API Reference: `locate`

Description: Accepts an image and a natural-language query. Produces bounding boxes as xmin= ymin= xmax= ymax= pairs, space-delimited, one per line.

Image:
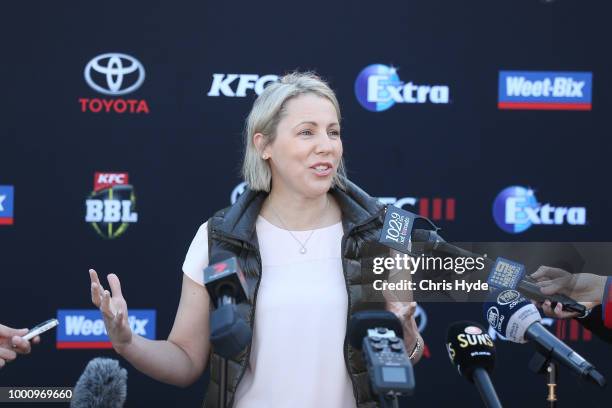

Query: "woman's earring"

xmin=262 ymin=154 xmax=268 ymax=160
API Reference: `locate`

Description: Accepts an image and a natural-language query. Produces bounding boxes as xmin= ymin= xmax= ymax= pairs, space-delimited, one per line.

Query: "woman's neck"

xmin=261 ymin=189 xmax=339 ymax=231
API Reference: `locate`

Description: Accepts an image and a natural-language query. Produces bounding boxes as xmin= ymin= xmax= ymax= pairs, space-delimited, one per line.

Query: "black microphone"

xmin=484 ymin=289 xmax=606 ymax=387
xmin=203 ymin=251 xmax=249 ymax=308
xmin=70 ymin=358 xmax=127 ymax=408
xmin=204 ymin=251 xmax=251 ymax=359
xmin=446 ymin=321 xmax=502 ymax=408
xmin=412 ymin=229 xmax=586 ymax=315
xmin=348 ymin=310 xmax=415 ymax=405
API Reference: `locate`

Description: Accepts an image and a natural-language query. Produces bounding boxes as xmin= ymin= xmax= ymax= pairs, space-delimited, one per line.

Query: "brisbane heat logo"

xmin=492 ymin=186 xmax=586 ymax=234
xmin=79 ymin=53 xmax=149 ymax=114
xmin=354 ymin=64 xmax=450 ymax=112
xmin=85 ymin=172 xmax=138 ymax=239
xmin=378 ymin=196 xmax=455 ymax=222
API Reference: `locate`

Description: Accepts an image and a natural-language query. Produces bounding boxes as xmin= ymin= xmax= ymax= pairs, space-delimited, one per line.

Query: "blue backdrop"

xmin=1 ymin=1 xmax=610 ymax=406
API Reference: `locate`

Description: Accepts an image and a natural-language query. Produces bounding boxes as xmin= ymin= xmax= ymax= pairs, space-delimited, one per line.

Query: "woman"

xmin=89 ymin=72 xmax=423 ymax=408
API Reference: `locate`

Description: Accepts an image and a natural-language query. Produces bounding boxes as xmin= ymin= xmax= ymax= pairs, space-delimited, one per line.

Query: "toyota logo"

xmin=84 ymin=53 xmax=145 ymax=96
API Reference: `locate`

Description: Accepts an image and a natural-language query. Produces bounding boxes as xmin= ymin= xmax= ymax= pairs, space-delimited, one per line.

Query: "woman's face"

xmin=262 ymin=93 xmax=342 ymax=199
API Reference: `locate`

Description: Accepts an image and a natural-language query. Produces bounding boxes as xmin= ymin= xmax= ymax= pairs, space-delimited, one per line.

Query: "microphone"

xmin=484 ymin=289 xmax=606 ymax=387
xmin=348 ymin=310 xmax=415 ymax=405
xmin=203 ymin=251 xmax=249 ymax=308
xmin=486 ymin=257 xmax=586 ymax=315
xmin=411 ymin=229 xmax=586 ymax=314
xmin=446 ymin=321 xmax=502 ymax=408
xmin=70 ymin=358 xmax=127 ymax=408
xmin=204 ymin=251 xmax=251 ymax=359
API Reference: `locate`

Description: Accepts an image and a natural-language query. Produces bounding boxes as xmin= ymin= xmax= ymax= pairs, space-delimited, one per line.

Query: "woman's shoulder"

xmin=182 ymin=220 xmax=210 ymax=286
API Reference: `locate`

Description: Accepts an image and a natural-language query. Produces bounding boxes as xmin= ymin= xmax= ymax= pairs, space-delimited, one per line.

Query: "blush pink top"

xmin=182 ymin=216 xmax=356 ymax=408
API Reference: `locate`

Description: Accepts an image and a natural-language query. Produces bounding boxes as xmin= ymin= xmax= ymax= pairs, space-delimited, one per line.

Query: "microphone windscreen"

xmin=70 ymin=358 xmax=127 ymax=408
xmin=446 ymin=321 xmax=495 ymax=382
xmin=210 ymin=304 xmax=252 ymax=359
xmin=348 ymin=310 xmax=403 ymax=349
xmin=483 ymin=289 xmax=541 ymax=343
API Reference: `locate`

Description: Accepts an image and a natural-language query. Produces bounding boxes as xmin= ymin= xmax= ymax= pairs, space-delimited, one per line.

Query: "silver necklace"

xmin=268 ymin=197 xmax=329 ymax=255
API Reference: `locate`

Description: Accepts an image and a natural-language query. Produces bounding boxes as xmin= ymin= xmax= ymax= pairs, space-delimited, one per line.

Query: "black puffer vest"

xmin=203 ymin=180 xmax=388 ymax=408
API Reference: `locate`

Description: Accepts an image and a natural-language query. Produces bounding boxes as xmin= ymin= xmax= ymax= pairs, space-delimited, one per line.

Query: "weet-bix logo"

xmin=0 ymin=185 xmax=14 ymax=225
xmin=498 ymin=71 xmax=592 ymax=110
xmin=56 ymin=309 xmax=156 ymax=349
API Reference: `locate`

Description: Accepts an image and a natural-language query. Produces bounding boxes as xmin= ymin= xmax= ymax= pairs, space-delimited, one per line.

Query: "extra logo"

xmin=493 ymin=186 xmax=586 ymax=234
xmin=354 ymin=64 xmax=450 ymax=112
xmin=0 ymin=185 xmax=14 ymax=225
xmin=80 ymin=53 xmax=149 ymax=114
xmin=56 ymin=309 xmax=155 ymax=349
xmin=378 ymin=196 xmax=456 ymax=222
xmin=85 ymin=172 xmax=138 ymax=239
xmin=498 ymin=71 xmax=592 ymax=110
xmin=207 ymin=73 xmax=278 ymax=97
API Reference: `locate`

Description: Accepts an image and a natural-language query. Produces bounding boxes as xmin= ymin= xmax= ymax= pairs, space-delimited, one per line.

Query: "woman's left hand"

xmin=386 ymin=301 xmax=423 ymax=363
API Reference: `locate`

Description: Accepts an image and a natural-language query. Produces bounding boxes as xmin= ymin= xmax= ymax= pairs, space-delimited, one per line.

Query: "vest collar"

xmin=216 ymin=178 xmax=384 ymax=247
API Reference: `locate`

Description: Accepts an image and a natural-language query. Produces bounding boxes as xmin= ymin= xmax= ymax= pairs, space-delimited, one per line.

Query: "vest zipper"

xmin=341 ymin=232 xmax=360 ymax=405
xmin=228 ymin=244 xmax=262 ymax=408
xmin=342 ymin=207 xmax=386 ymax=405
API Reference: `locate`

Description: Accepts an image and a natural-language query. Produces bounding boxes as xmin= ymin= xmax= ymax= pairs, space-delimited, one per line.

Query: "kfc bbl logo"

xmin=85 ymin=172 xmax=138 ymax=239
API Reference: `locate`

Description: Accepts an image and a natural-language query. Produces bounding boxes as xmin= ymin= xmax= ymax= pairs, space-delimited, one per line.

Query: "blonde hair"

xmin=241 ymin=72 xmax=346 ymax=192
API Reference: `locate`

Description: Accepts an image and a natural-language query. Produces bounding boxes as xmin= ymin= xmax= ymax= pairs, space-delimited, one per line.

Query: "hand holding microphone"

xmin=89 ymin=269 xmax=132 ymax=353
xmin=531 ymin=268 xmax=607 ymax=318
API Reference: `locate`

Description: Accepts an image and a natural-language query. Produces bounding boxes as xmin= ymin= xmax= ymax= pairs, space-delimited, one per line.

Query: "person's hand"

xmin=531 ymin=267 xmax=606 ymax=304
xmin=386 ymin=301 xmax=421 ymax=357
xmin=0 ymin=324 xmax=40 ymax=369
xmin=89 ymin=269 xmax=132 ymax=352
xmin=532 ymin=299 xmax=580 ymax=319
xmin=530 ymin=267 xmax=605 ymax=319
xmin=386 ymin=301 xmax=417 ymax=328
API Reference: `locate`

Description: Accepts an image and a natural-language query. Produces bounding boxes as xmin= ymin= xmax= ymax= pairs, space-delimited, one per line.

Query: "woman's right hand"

xmin=89 ymin=269 xmax=132 ymax=352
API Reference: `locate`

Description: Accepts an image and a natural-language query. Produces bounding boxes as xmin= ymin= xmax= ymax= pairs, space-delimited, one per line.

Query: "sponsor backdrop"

xmin=1 ymin=1 xmax=611 ymax=407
